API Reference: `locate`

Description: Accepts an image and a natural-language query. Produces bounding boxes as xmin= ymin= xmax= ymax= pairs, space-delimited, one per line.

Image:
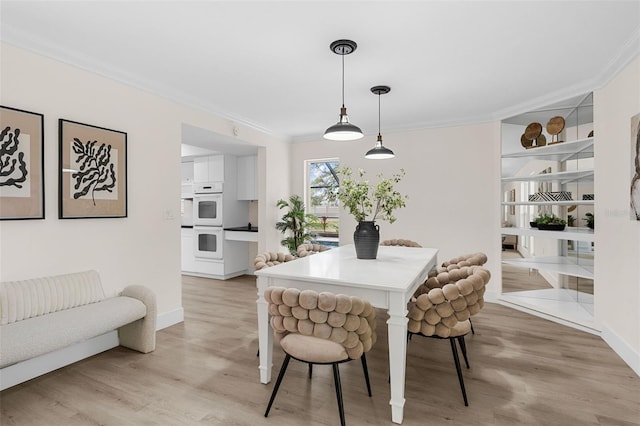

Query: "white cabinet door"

xmin=193 ymin=157 xmax=209 ymax=183
xmin=193 ymin=155 xmax=225 ymax=182
xmin=181 ymin=228 xmax=196 ymax=272
xmin=237 ymin=155 xmax=257 ymax=200
xmin=181 ymin=161 xmax=194 ymax=183
xmin=208 ymin=155 xmax=224 ymax=182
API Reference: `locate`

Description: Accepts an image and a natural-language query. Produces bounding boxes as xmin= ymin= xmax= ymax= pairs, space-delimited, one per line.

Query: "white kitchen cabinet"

xmin=193 ymin=155 xmax=224 ymax=182
xmin=237 ymin=155 xmax=258 ymax=200
xmin=225 ymin=230 xmax=258 ymax=242
xmin=181 ymin=228 xmax=196 ymax=272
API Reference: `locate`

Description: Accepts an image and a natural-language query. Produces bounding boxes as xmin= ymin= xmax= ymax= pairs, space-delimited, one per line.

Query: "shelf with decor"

xmin=501 ymin=169 xmax=594 ymax=184
xmin=502 ymin=136 xmax=593 ymax=160
xmin=502 ymin=200 xmax=594 ymax=207
xmin=501 ymin=226 xmax=594 ymax=242
xmin=499 ymin=92 xmax=596 ymax=332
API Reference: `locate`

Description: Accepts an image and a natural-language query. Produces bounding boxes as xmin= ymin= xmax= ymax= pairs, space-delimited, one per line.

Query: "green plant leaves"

xmin=336 ymin=167 xmax=407 ymax=223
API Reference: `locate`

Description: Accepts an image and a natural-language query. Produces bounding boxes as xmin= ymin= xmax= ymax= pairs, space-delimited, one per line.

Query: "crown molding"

xmin=1 ymin=25 xmax=288 ymax=142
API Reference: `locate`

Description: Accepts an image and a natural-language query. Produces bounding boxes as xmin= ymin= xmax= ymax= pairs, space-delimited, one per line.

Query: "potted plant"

xmin=534 ymin=213 xmax=566 ymax=231
xmin=275 ymin=195 xmax=317 ymax=255
xmin=584 ymin=212 xmax=594 ymax=230
xmin=336 ymin=167 xmax=407 ymax=259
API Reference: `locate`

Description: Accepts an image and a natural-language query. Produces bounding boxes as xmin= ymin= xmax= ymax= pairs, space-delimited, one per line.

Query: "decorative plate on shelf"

xmin=546 ymin=116 xmax=565 ymax=135
xmin=524 ymin=122 xmax=543 ymax=140
xmin=520 ymin=133 xmax=533 ymax=148
xmin=535 ymin=134 xmax=547 ymax=147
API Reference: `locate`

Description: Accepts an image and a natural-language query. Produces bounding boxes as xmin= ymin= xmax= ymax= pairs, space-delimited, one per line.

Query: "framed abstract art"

xmin=0 ymin=106 xmax=45 ymax=220
xmin=59 ymin=119 xmax=127 ymax=219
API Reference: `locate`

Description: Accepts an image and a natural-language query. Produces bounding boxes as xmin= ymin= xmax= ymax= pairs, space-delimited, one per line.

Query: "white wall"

xmin=594 ymin=56 xmax=640 ymax=374
xmin=290 ymin=122 xmax=503 ymax=297
xmin=0 ymin=43 xmax=290 ymax=324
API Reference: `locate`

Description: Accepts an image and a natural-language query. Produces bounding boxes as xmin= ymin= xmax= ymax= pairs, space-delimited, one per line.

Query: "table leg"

xmin=256 ymin=277 xmax=273 ymax=384
xmin=387 ymin=292 xmax=409 ymax=424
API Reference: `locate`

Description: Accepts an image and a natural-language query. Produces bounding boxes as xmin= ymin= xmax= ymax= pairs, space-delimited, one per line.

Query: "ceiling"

xmin=1 ymin=1 xmax=639 ymax=145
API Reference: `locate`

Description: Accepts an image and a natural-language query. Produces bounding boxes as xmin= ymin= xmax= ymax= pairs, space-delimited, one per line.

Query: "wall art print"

xmin=59 ymin=119 xmax=127 ymax=219
xmin=631 ymin=112 xmax=640 ymax=221
xmin=0 ymin=106 xmax=45 ymax=220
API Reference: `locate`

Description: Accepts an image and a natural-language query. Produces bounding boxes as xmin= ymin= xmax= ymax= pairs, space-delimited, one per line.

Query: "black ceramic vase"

xmin=354 ymin=221 xmax=380 ymax=259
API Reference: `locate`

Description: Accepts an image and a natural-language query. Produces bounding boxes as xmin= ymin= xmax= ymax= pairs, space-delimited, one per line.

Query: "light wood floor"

xmin=1 ymin=274 xmax=638 ymax=426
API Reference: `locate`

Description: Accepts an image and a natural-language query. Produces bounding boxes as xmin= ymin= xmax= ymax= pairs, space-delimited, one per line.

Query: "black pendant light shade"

xmin=366 ymin=135 xmax=395 ymax=159
xmin=365 ymin=85 xmax=395 ymax=159
xmin=324 ymin=40 xmax=363 ymax=141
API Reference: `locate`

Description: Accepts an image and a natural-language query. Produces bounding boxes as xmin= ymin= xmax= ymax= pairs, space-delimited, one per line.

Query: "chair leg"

xmin=449 ymin=338 xmax=469 ymax=406
xmin=469 ymin=318 xmax=475 ymax=335
xmin=332 ymin=363 xmax=346 ymax=426
xmin=308 ymin=363 xmax=313 ymax=379
xmin=360 ymin=353 xmax=372 ymax=397
xmin=457 ymin=336 xmax=470 ymax=369
xmin=264 ymin=354 xmax=291 ymax=417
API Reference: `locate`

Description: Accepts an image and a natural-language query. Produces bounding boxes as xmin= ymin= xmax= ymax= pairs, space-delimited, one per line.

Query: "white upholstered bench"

xmin=0 ymin=270 xmax=156 ymax=390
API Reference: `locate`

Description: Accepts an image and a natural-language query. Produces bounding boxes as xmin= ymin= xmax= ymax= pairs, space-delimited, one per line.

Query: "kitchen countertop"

xmin=224 ymin=226 xmax=258 ymax=232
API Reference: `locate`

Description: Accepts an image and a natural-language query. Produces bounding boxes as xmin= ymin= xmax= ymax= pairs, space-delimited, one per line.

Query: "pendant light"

xmin=365 ymin=85 xmax=395 ymax=159
xmin=324 ymin=39 xmax=363 ymax=141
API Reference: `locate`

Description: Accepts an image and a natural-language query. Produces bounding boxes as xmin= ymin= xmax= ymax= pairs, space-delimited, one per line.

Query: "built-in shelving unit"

xmin=499 ymin=93 xmax=596 ymax=332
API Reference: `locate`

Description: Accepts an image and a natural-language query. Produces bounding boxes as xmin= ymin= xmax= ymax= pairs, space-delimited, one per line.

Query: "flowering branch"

xmin=336 ymin=167 xmax=407 ymax=223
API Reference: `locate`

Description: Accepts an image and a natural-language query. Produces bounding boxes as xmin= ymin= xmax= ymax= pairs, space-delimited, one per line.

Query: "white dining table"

xmin=255 ymin=244 xmax=438 ymax=424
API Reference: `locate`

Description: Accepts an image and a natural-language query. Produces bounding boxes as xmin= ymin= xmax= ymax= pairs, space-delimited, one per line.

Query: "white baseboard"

xmin=0 ymin=308 xmax=185 ymax=391
xmin=156 ymin=307 xmax=184 ymax=330
xmin=601 ymin=324 xmax=640 ymax=377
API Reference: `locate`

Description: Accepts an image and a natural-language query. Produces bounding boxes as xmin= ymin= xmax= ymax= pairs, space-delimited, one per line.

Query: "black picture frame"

xmin=0 ymin=105 xmax=45 ymax=220
xmin=58 ymin=119 xmax=127 ymax=219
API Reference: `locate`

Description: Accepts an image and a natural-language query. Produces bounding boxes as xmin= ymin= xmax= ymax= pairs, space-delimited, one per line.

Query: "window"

xmin=305 ymin=159 xmax=340 ymax=241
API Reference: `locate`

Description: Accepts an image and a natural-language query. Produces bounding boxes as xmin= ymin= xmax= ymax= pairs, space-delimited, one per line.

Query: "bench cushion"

xmin=0 ymin=296 xmax=146 ymax=368
xmin=0 ymin=270 xmax=105 ymax=325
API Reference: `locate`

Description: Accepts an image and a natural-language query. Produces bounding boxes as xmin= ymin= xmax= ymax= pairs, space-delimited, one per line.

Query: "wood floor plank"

xmin=1 ymin=274 xmax=638 ymax=426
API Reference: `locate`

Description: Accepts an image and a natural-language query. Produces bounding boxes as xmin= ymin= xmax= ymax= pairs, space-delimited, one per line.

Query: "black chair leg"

xmin=308 ymin=363 xmax=313 ymax=379
xmin=457 ymin=336 xmax=470 ymax=369
xmin=264 ymin=354 xmax=291 ymax=417
xmin=332 ymin=363 xmax=346 ymax=426
xmin=361 ymin=353 xmax=372 ymax=397
xmin=469 ymin=318 xmax=475 ymax=335
xmin=449 ymin=338 xmax=469 ymax=406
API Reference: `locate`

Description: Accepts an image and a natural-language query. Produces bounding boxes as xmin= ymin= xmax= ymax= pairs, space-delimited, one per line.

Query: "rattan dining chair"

xmin=407 ymin=264 xmax=491 ymax=406
xmin=254 ymin=251 xmax=297 ymax=270
xmin=296 ymin=243 xmax=330 ymax=257
xmin=380 ymin=238 xmax=423 ymax=247
xmin=264 ymin=286 xmax=377 ymax=426
xmin=419 ymin=252 xmax=488 ymax=334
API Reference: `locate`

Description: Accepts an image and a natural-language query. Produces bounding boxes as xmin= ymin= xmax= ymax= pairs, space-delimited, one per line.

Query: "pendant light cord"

xmin=378 ymin=92 xmax=381 ymax=136
xmin=341 ymin=49 xmax=345 ymax=108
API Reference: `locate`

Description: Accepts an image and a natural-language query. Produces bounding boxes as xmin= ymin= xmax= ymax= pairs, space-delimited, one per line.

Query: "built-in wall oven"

xmin=194 ymin=226 xmax=224 ymax=259
xmin=193 ymin=182 xmax=223 ymax=226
